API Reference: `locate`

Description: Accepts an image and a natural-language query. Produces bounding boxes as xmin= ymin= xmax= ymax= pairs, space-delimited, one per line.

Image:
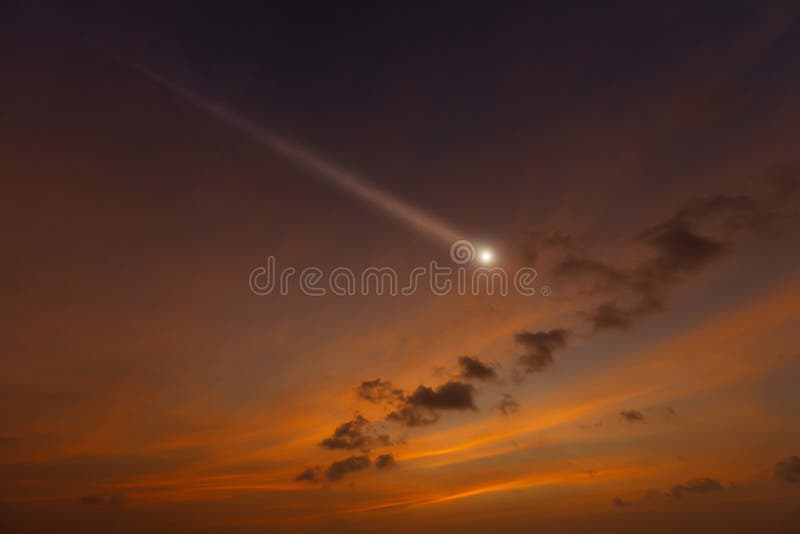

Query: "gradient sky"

xmin=2 ymin=2 xmax=800 ymax=533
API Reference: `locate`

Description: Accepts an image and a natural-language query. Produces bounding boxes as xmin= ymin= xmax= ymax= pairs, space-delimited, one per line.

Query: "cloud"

xmin=774 ymin=456 xmax=800 ymax=483
xmin=575 ymin=224 xmax=725 ymax=332
xmin=325 ymin=454 xmax=371 ymax=482
xmin=406 ymin=381 xmax=476 ymax=410
xmin=612 ymin=497 xmax=635 ymax=508
xmin=375 ymin=453 xmax=396 ymax=469
xmin=669 ymin=477 xmax=723 ymax=498
xmin=639 ymin=224 xmax=727 ymax=279
xmin=386 ymin=381 xmax=476 ymax=427
xmin=583 ymin=299 xmax=660 ymax=332
xmin=358 ymin=376 xmax=477 ymax=425
xmin=620 ymin=410 xmax=645 ymax=422
xmin=386 ymin=405 xmax=440 ymax=427
xmin=514 ymin=329 xmax=571 ymax=373
xmin=553 ymin=178 xmax=798 ymax=332
xmin=319 ymin=415 xmax=392 ymax=451
xmin=356 ymin=378 xmax=405 ymax=405
xmin=296 ymin=455 xmax=373 ymax=484
xmin=457 ymin=356 xmax=498 ymax=381
xmin=294 ymin=466 xmax=323 ymax=483
xmin=498 ymin=394 xmax=520 ymax=415
xmin=658 ymin=185 xmax=797 ymax=239
xmin=297 ymin=453 xmax=396 ymax=484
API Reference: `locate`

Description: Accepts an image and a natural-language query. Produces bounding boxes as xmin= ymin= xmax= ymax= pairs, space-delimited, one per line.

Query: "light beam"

xmin=95 ymin=44 xmax=464 ymax=246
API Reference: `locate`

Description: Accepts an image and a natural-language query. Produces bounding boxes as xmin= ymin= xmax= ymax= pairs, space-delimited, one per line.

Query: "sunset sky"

xmin=2 ymin=2 xmax=800 ymax=533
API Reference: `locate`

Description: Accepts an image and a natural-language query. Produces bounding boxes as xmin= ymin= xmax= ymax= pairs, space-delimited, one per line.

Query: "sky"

xmin=2 ymin=2 xmax=800 ymax=533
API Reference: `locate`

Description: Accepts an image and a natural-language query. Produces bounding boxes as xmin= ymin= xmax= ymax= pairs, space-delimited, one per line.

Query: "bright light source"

xmin=479 ymin=249 xmax=494 ymax=264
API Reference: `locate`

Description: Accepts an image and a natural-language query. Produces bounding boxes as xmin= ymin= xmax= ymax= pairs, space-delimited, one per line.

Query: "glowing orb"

xmin=479 ymin=249 xmax=494 ymax=264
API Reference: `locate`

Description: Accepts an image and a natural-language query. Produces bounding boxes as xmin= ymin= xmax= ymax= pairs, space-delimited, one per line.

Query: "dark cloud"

xmin=385 ymin=381 xmax=476 ymax=427
xmin=620 ymin=410 xmax=645 ymax=422
xmin=575 ymin=224 xmax=724 ymax=332
xmin=553 ymin=179 xmax=798 ymax=332
xmin=297 ymin=455 xmax=373 ymax=484
xmin=639 ymin=225 xmax=726 ymax=279
xmin=319 ymin=415 xmax=392 ymax=451
xmin=375 ymin=453 xmax=396 ymax=469
xmin=406 ymin=381 xmax=476 ymax=410
xmin=580 ymin=302 xmax=638 ymax=331
xmin=325 ymin=454 xmax=371 ymax=482
xmin=612 ymin=497 xmax=635 ymax=508
xmin=458 ymin=356 xmax=498 ymax=381
xmin=356 ymin=378 xmax=438 ymax=427
xmin=669 ymin=477 xmax=723 ymax=498
xmin=657 ymin=184 xmax=797 ymax=239
xmin=356 ymin=378 xmax=405 ymax=405
xmin=774 ymin=456 xmax=800 ymax=483
xmin=514 ymin=329 xmax=570 ymax=373
xmin=498 ymin=394 xmax=519 ymax=415
xmin=386 ymin=405 xmax=439 ymax=427
xmin=294 ymin=466 xmax=323 ymax=483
